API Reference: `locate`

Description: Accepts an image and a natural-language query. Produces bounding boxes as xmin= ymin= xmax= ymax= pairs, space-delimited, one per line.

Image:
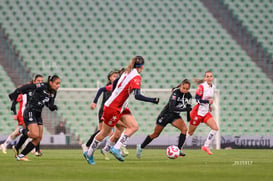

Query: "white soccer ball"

xmin=166 ymin=145 xmax=180 ymax=159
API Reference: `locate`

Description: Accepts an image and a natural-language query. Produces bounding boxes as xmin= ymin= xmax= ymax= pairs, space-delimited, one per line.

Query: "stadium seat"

xmin=0 ymin=0 xmax=272 ymax=141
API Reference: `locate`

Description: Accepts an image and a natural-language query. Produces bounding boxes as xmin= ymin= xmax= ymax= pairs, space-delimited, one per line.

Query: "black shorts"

xmin=23 ymin=108 xmax=43 ymax=126
xmin=156 ymin=113 xmax=182 ymax=127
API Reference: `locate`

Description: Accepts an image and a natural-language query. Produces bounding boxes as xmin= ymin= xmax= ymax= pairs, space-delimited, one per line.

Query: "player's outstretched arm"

xmin=134 ymin=89 xmax=159 ymax=104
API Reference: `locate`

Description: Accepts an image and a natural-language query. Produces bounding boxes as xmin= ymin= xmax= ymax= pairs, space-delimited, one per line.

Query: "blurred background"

xmin=0 ymin=0 xmax=272 ymax=149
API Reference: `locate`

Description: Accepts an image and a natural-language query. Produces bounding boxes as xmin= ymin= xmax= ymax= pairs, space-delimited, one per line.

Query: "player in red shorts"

xmin=188 ymin=71 xmax=218 ymax=155
xmin=0 ymin=94 xmax=25 ymax=154
xmin=83 ymin=56 xmax=159 ymax=165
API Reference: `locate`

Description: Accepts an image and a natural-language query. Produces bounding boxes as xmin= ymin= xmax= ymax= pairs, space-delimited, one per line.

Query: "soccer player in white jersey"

xmin=188 ymin=71 xmax=218 ymax=155
xmin=83 ymin=56 xmax=160 ymax=165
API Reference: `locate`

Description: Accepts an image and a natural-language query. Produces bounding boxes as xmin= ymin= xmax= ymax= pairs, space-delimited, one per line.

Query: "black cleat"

xmin=179 ymin=151 xmax=186 ymax=157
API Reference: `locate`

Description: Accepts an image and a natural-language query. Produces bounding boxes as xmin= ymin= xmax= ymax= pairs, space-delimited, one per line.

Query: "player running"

xmin=81 ymin=69 xmax=121 ymax=160
xmin=136 ymin=79 xmax=192 ymax=158
xmin=189 ymin=71 xmax=218 ymax=155
xmin=0 ymin=94 xmax=25 ymax=154
xmin=9 ymin=75 xmax=60 ymax=161
xmin=11 ymin=75 xmax=44 ymax=157
xmin=1 ymin=75 xmax=43 ymax=155
xmin=83 ymin=56 xmax=159 ymax=165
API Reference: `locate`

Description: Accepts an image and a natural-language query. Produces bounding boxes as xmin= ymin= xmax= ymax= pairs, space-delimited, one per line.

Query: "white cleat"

xmin=120 ymin=145 xmax=129 ymax=157
xmin=136 ymin=144 xmax=142 ymax=159
xmin=1 ymin=144 xmax=7 ymax=154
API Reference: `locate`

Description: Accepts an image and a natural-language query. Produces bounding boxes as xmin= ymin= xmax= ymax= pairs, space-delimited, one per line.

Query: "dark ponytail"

xmin=34 ymin=74 xmax=43 ymax=81
xmin=172 ymin=79 xmax=191 ymax=91
xmin=30 ymin=74 xmax=43 ymax=84
xmin=47 ymin=75 xmax=60 ymax=83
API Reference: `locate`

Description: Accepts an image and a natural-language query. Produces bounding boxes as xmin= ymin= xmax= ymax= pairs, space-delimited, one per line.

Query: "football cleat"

xmin=83 ymin=151 xmax=96 ymax=165
xmin=201 ymin=146 xmax=213 ymax=155
xmin=1 ymin=144 xmax=7 ymax=154
xmin=179 ymin=150 xmax=186 ymax=157
xmin=16 ymin=156 xmax=29 ymax=161
xmin=120 ymin=145 xmax=129 ymax=157
xmin=136 ymin=144 xmax=142 ymax=159
xmin=100 ymin=149 xmax=110 ymax=160
xmin=35 ymin=151 xmax=43 ymax=157
xmin=110 ymin=147 xmax=124 ymax=162
xmin=12 ymin=145 xmax=19 ymax=158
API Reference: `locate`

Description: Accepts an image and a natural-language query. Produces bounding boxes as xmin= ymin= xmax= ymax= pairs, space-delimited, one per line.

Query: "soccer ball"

xmin=166 ymin=145 xmax=180 ymax=159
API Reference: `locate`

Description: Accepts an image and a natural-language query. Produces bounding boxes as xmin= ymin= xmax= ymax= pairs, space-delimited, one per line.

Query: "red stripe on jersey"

xmin=196 ymin=85 xmax=204 ymax=98
xmin=16 ymin=94 xmax=24 ymax=115
xmin=105 ymin=69 xmax=141 ymax=110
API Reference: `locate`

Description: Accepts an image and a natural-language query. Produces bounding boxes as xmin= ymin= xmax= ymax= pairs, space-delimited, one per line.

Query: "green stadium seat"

xmin=0 ymin=0 xmax=272 ymax=140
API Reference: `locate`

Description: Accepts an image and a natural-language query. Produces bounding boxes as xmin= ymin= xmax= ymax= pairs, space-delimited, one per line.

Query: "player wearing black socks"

xmin=9 ymin=75 xmax=60 ymax=161
xmin=136 ymin=79 xmax=192 ymax=158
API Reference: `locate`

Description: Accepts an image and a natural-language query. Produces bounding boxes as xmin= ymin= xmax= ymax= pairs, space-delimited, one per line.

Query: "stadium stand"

xmin=0 ymin=0 xmax=272 ymax=142
xmin=0 ymin=65 xmax=16 ymax=135
xmin=222 ymin=0 xmax=273 ymax=55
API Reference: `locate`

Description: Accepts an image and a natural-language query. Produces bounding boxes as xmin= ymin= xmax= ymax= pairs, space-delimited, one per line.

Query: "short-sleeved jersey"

xmin=105 ymin=69 xmax=141 ymax=111
xmin=195 ymin=81 xmax=215 ymax=116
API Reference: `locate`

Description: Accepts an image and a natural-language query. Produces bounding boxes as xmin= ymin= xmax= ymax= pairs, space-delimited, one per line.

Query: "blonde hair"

xmin=125 ymin=56 xmax=145 ymax=73
xmin=193 ymin=71 xmax=212 ymax=85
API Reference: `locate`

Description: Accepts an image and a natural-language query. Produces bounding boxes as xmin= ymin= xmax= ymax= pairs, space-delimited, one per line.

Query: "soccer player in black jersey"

xmin=1 ymin=75 xmax=44 ymax=155
xmin=9 ymin=75 xmax=60 ymax=161
xmin=136 ymin=79 xmax=192 ymax=158
xmin=10 ymin=75 xmax=44 ymax=157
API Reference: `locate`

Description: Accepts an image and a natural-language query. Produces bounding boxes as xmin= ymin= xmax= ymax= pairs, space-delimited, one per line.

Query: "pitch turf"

xmin=0 ymin=149 xmax=272 ymax=181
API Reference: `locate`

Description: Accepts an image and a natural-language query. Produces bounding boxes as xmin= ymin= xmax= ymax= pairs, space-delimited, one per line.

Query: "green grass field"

xmin=1 ymin=149 xmax=273 ymax=181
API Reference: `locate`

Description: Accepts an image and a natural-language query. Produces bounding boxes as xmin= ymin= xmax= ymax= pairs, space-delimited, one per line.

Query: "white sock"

xmin=181 ymin=132 xmax=191 ymax=149
xmin=114 ymin=133 xmax=129 ymax=150
xmin=87 ymin=139 xmax=100 ymax=157
xmin=103 ymin=141 xmax=115 ymax=152
xmin=18 ymin=154 xmax=25 ymax=158
xmin=204 ymin=130 xmax=217 ymax=147
xmin=4 ymin=135 xmax=13 ymax=147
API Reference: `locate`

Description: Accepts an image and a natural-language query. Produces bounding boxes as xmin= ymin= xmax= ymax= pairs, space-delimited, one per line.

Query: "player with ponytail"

xmin=136 ymin=79 xmax=192 ymax=158
xmin=189 ymin=71 xmax=218 ymax=155
xmin=9 ymin=75 xmax=61 ymax=161
xmin=83 ymin=56 xmax=160 ymax=165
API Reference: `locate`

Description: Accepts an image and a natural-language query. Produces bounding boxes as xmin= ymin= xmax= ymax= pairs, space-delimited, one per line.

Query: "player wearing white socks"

xmin=1 ymin=93 xmax=26 ymax=154
xmin=83 ymin=56 xmax=159 ymax=165
xmin=188 ymin=71 xmax=218 ymax=155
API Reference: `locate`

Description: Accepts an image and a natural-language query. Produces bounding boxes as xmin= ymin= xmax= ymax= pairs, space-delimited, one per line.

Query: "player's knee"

xmin=188 ymin=131 xmax=194 ymax=136
xmin=181 ymin=127 xmax=187 ymax=134
xmin=113 ymin=134 xmax=120 ymax=141
xmin=150 ymin=132 xmax=160 ymax=139
xmin=213 ymin=127 xmax=218 ymax=132
xmin=132 ymin=125 xmax=139 ymax=133
xmin=11 ymin=132 xmax=17 ymax=139
xmin=30 ymin=132 xmax=39 ymax=139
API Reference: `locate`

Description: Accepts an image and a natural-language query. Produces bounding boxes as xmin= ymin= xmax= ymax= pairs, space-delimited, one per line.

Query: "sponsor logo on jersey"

xmin=158 ymin=117 xmax=163 ymax=123
xmin=43 ymin=90 xmax=50 ymax=95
